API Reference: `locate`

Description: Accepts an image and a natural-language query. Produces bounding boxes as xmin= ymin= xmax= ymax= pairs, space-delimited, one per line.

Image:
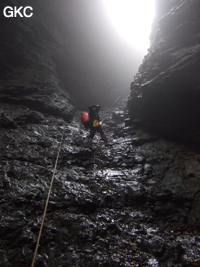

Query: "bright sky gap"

xmin=103 ymin=0 xmax=155 ymax=52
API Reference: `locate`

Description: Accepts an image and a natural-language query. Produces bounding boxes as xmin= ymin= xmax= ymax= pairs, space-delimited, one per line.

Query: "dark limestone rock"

xmin=1 ymin=105 xmax=200 ymax=266
xmin=128 ymin=0 xmax=200 ymax=144
xmin=1 ymin=1 xmax=200 ymax=266
xmin=0 ymin=1 xmax=75 ymax=121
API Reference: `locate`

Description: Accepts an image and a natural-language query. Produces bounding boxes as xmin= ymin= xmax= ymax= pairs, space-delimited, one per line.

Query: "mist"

xmin=52 ymin=0 xmax=151 ymax=109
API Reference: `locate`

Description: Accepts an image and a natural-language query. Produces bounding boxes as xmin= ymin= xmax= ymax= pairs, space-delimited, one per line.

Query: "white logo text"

xmin=3 ymin=6 xmax=33 ymax=18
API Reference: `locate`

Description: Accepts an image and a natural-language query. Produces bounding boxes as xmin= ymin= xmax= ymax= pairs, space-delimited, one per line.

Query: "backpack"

xmin=81 ymin=112 xmax=90 ymax=128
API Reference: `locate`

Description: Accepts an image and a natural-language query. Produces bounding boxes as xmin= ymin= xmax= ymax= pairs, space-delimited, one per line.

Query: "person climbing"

xmin=82 ymin=104 xmax=108 ymax=147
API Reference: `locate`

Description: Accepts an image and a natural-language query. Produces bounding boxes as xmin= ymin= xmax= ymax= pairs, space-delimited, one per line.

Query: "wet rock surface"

xmin=0 ymin=0 xmax=75 ymax=122
xmin=128 ymin=0 xmax=200 ymax=143
xmin=1 ymin=104 xmax=200 ymax=266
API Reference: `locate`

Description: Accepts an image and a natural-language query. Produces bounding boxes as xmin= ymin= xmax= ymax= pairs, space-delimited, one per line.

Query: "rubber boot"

xmin=101 ymin=134 xmax=109 ymax=145
xmin=87 ymin=137 xmax=93 ymax=148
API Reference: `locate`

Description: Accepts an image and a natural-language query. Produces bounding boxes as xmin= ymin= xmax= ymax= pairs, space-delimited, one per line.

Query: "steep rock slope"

xmin=1 ymin=105 xmax=200 ymax=266
xmin=128 ymin=0 xmax=200 ymax=143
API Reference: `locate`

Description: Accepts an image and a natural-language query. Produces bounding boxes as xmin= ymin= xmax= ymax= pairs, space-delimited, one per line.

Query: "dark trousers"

xmin=89 ymin=125 xmax=107 ymax=142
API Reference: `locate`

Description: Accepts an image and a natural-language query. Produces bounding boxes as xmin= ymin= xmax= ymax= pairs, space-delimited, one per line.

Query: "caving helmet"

xmin=89 ymin=105 xmax=100 ymax=114
xmin=94 ymin=105 xmax=100 ymax=112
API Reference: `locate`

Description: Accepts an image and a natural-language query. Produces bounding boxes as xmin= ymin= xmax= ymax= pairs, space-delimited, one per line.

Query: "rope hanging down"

xmin=31 ymin=125 xmax=66 ymax=267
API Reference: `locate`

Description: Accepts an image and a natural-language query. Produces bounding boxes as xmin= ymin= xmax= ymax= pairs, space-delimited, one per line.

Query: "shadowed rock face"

xmin=0 ymin=0 xmax=75 ymax=121
xmin=1 ymin=0 xmax=200 ymax=266
xmin=1 ymin=104 xmax=200 ymax=266
xmin=128 ymin=0 xmax=200 ymax=143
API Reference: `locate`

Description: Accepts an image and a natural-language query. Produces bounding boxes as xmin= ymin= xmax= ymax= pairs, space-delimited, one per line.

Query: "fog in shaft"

xmin=44 ymin=0 xmax=154 ymax=109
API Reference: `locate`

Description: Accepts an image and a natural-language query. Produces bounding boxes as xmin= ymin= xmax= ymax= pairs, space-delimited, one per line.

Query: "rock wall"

xmin=0 ymin=0 xmax=75 ymax=121
xmin=128 ymin=0 xmax=200 ymax=143
xmin=1 ymin=1 xmax=200 ymax=266
xmin=1 ymin=105 xmax=200 ymax=266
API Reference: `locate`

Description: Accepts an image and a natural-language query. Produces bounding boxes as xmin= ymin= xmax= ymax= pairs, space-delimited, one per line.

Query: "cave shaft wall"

xmin=128 ymin=0 xmax=200 ymax=142
xmin=0 ymin=0 xmax=74 ymax=120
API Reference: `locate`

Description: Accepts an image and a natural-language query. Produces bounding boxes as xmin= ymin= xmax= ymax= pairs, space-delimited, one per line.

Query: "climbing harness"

xmin=31 ymin=125 xmax=66 ymax=267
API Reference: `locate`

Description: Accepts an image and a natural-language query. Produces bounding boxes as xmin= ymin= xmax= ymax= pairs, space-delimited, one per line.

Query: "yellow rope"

xmin=31 ymin=125 xmax=65 ymax=267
